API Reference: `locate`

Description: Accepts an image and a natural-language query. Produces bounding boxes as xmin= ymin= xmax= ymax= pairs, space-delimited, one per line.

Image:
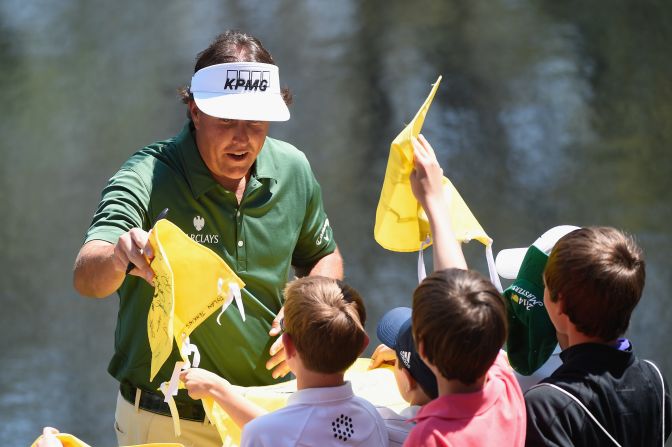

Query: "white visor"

xmin=495 ymin=225 xmax=581 ymax=280
xmin=190 ymin=62 xmax=290 ymax=121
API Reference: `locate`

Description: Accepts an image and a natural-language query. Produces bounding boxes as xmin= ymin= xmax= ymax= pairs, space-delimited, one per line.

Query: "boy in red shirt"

xmin=403 ymin=135 xmax=526 ymax=446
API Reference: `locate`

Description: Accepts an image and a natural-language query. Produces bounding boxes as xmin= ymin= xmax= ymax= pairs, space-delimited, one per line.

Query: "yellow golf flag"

xmin=147 ymin=219 xmax=245 ymax=381
xmin=200 ymin=358 xmax=406 ymax=447
xmin=374 ymin=76 xmax=491 ymax=252
xmin=30 ymin=432 xmax=183 ymax=447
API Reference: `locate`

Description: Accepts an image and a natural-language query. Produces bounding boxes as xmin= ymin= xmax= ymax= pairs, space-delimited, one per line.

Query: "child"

xmin=405 ymin=268 xmax=526 ymax=446
xmin=388 ymin=135 xmax=526 ymax=446
xmin=521 ymin=227 xmax=671 ymax=446
xmin=180 ymin=276 xmax=389 ymax=447
xmin=371 ymin=306 xmax=438 ymax=446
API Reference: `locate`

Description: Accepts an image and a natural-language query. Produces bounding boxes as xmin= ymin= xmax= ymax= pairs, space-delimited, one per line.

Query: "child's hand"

xmin=410 ymin=134 xmax=447 ymax=212
xmin=180 ymin=368 xmax=230 ymax=400
xmin=369 ymin=344 xmax=397 ymax=370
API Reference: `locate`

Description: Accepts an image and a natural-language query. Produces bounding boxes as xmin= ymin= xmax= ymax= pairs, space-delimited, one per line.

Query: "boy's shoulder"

xmin=242 ymin=383 xmax=389 ymax=446
xmin=407 ymin=352 xmax=526 ymax=445
xmin=524 ymin=344 xmax=670 ymax=446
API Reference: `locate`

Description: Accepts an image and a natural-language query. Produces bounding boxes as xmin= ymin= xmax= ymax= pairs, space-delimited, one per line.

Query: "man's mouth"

xmin=226 ymin=151 xmax=248 ymax=161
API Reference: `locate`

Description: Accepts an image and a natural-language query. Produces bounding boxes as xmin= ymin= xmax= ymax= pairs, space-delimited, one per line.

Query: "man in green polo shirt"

xmin=73 ymin=31 xmax=342 ymax=447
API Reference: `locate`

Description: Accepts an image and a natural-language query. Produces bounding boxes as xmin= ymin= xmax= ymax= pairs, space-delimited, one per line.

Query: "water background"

xmin=2 ymin=1 xmax=671 ymax=445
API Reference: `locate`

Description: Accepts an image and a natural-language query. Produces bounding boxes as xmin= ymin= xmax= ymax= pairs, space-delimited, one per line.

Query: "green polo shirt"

xmin=85 ymin=123 xmax=336 ymax=400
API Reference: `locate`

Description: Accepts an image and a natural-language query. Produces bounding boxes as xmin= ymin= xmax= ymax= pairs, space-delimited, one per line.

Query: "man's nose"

xmin=232 ymin=121 xmax=250 ymax=143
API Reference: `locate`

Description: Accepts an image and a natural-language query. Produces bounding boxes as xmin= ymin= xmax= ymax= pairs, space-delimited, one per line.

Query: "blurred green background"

xmin=1 ymin=0 xmax=671 ymax=445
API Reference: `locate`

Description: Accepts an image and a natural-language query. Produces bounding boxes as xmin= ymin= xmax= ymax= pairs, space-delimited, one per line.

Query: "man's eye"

xmin=219 ymin=119 xmax=235 ymax=125
xmin=248 ymin=121 xmax=263 ymax=126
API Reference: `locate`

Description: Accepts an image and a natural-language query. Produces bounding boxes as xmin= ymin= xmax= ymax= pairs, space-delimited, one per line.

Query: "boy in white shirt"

xmin=180 ymin=276 xmax=389 ymax=447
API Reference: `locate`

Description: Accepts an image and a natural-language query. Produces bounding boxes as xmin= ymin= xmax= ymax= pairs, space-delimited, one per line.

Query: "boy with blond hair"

xmin=523 ymin=227 xmax=671 ymax=446
xmin=180 ymin=276 xmax=389 ymax=447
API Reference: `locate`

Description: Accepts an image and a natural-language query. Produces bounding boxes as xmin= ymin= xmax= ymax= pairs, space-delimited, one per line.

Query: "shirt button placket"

xmin=236 ymin=208 xmax=247 ymax=271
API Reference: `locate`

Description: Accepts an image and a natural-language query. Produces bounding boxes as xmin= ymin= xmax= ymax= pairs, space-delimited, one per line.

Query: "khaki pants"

xmin=114 ymin=391 xmax=222 ymax=447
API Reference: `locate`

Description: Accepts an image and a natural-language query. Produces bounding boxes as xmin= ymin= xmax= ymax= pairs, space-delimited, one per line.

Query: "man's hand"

xmin=180 ymin=368 xmax=230 ymax=400
xmin=266 ymin=307 xmax=290 ymax=379
xmin=114 ymin=228 xmax=154 ymax=284
xmin=368 ymin=344 xmax=397 ymax=370
xmin=74 ymin=229 xmax=155 ymax=298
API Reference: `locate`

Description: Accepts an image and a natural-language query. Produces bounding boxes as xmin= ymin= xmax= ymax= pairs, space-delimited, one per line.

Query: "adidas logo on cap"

xmin=400 ymin=350 xmax=412 ymax=369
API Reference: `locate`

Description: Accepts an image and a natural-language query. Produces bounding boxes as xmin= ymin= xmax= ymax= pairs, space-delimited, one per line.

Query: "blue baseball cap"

xmin=377 ymin=307 xmax=438 ymax=399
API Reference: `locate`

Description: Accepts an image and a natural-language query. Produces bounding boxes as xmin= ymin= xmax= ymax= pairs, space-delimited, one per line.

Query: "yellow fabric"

xmin=147 ymin=219 xmax=245 ymax=381
xmin=201 ymin=358 xmax=406 ymax=447
xmin=30 ymin=432 xmax=183 ymax=447
xmin=31 ymin=360 xmax=402 ymax=447
xmin=374 ymin=76 xmax=491 ymax=251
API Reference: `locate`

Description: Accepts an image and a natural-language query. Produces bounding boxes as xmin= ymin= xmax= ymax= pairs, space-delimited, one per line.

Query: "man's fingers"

xmin=269 ymin=307 xmax=285 ymax=336
xmin=266 ymin=343 xmax=287 ymax=378
xmin=266 ymin=344 xmax=285 ymax=369
xmin=270 ymin=360 xmax=291 ymax=379
xmin=124 ymin=230 xmax=154 ymax=283
xmin=269 ymin=320 xmax=281 ymax=337
xmin=269 ymin=336 xmax=283 ymax=356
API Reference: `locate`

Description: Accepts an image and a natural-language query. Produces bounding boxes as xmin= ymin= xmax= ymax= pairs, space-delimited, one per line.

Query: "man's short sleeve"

xmin=84 ymin=168 xmax=151 ymax=245
xmin=291 ymin=169 xmax=337 ymax=267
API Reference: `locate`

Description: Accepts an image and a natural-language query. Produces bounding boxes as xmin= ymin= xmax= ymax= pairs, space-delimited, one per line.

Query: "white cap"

xmin=495 ymin=225 xmax=581 ymax=279
xmin=190 ymin=62 xmax=290 ymax=121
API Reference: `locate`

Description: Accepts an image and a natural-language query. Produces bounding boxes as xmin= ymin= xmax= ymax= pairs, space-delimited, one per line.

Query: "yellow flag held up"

xmin=147 ymin=219 xmax=246 ymax=381
xmin=374 ymin=76 xmax=502 ymax=290
xmin=374 ymin=76 xmax=490 ymax=250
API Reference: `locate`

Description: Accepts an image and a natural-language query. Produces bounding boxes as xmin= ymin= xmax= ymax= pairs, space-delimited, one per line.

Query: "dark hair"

xmin=283 ymin=276 xmax=367 ymax=374
xmin=178 ymin=30 xmax=292 ymax=108
xmin=412 ymin=269 xmax=507 ymax=385
xmin=544 ymin=226 xmax=645 ymax=341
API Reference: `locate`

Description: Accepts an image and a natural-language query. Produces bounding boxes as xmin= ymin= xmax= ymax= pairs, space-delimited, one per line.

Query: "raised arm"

xmin=410 ymin=134 xmax=467 ymax=271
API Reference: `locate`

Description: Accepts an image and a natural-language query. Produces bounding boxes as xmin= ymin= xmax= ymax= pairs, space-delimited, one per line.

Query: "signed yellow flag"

xmin=147 ymin=219 xmax=245 ymax=381
xmin=201 ymin=358 xmax=405 ymax=447
xmin=374 ymin=76 xmax=491 ymax=252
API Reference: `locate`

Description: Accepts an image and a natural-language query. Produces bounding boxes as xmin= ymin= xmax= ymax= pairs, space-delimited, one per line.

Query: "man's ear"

xmin=358 ymin=333 xmax=370 ymax=355
xmin=282 ymin=332 xmax=296 ymax=358
xmin=188 ymin=100 xmax=200 ymax=128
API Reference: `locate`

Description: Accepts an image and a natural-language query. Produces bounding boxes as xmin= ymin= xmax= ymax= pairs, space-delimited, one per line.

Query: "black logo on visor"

xmin=224 ymin=70 xmax=270 ymax=91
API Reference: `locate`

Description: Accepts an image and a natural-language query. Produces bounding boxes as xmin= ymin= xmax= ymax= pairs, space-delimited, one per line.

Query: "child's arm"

xmin=410 ymin=134 xmax=467 ymax=271
xmin=180 ymin=368 xmax=268 ymax=428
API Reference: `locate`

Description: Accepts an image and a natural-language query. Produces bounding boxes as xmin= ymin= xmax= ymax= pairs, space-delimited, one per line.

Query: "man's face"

xmin=190 ymin=101 xmax=270 ymax=185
